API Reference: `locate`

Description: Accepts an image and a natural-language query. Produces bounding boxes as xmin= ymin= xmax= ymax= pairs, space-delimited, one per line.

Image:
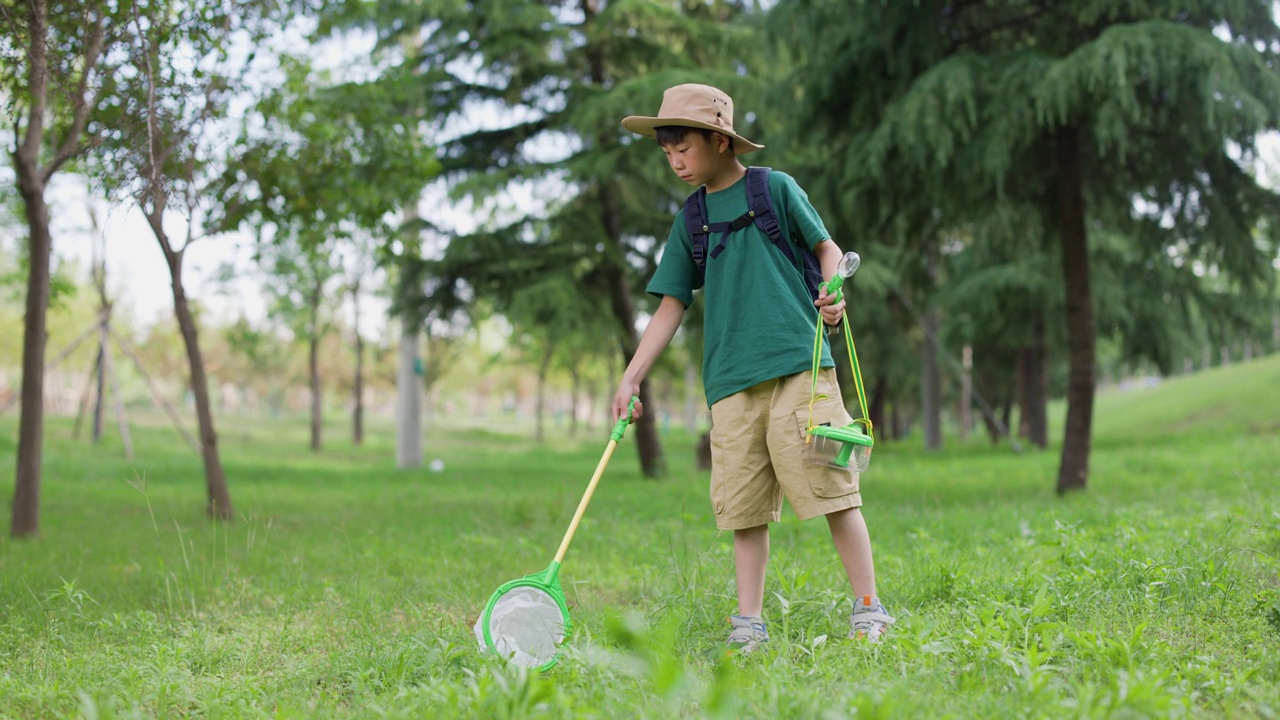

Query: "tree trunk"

xmin=568 ymin=363 xmax=580 ymax=439
xmin=867 ymin=374 xmax=888 ymax=436
xmin=11 ymin=149 xmax=52 ymax=539
xmin=1055 ymin=125 xmax=1096 ymax=494
xmin=72 ymin=352 xmax=98 ymax=441
xmin=396 ymin=324 xmax=422 ymax=469
xmin=602 ymin=217 xmax=665 ymax=478
xmin=535 ymin=340 xmax=553 ymax=443
xmin=1000 ymin=397 xmax=1014 ymax=440
xmin=159 ymin=237 xmax=234 ymax=519
xmin=585 ymin=0 xmax=664 ymax=477
xmin=11 ymin=0 xmax=104 ymax=536
xmin=973 ymin=345 xmax=1020 ymax=446
xmin=921 ymin=306 xmax=944 ymax=451
xmin=308 ymin=279 xmax=322 ymax=452
xmin=353 ymin=337 xmax=364 ymax=445
xmin=1016 ymin=349 xmax=1029 ymax=438
xmin=1272 ymin=306 xmax=1279 ymax=353
xmin=93 ymin=327 xmax=106 ymax=442
xmin=1020 ymin=314 xmax=1049 ymax=449
xmin=352 ymin=280 xmax=364 ymax=446
xmin=309 ymin=334 xmax=321 ymax=451
xmin=958 ymin=345 xmax=972 ymax=441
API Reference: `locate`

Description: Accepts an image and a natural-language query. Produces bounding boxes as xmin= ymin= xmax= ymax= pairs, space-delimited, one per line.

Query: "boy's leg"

xmin=829 ymin=502 xmax=893 ymax=642
xmin=828 ymin=504 xmax=894 ymax=642
xmin=767 ymin=369 xmax=894 ymax=640
xmin=825 ymin=506 xmax=876 ymax=600
xmin=709 ymin=381 xmax=783 ymax=617
xmin=733 ymin=524 xmax=770 ymax=616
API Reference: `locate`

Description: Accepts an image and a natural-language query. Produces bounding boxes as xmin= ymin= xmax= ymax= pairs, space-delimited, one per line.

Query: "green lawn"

xmin=1 ymin=356 xmax=1278 ymax=718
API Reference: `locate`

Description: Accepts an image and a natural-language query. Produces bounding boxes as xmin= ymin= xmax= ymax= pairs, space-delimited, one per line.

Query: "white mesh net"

xmin=473 ymin=585 xmax=566 ymax=669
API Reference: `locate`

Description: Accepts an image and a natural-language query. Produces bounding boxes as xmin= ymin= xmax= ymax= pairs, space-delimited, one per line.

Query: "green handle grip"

xmin=610 ymin=396 xmax=638 ymax=441
xmin=822 ymin=275 xmax=845 ymax=305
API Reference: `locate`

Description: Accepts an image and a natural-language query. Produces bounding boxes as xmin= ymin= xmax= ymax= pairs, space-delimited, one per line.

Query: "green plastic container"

xmin=807 ymin=422 xmax=874 ymax=472
xmin=804 ymin=251 xmax=875 ymax=473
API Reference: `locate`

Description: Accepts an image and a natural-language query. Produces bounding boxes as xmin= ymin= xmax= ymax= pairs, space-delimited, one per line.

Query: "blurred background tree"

xmin=769 ymin=0 xmax=1280 ymax=491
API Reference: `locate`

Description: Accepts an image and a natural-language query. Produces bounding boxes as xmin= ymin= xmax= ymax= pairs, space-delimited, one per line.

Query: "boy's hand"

xmin=815 ymin=286 xmax=846 ymax=326
xmin=612 ymin=381 xmax=643 ymax=423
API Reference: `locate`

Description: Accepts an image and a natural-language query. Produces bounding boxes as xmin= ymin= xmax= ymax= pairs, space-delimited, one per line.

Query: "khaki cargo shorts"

xmin=708 ymin=368 xmax=862 ymax=530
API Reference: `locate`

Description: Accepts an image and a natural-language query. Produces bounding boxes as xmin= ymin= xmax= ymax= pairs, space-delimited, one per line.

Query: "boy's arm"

xmin=612 ymin=294 xmax=686 ymax=422
xmin=813 ymin=239 xmax=847 ymax=326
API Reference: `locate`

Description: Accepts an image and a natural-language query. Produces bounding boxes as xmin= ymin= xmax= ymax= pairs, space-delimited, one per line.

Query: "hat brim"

xmin=621 ymin=115 xmax=764 ymax=154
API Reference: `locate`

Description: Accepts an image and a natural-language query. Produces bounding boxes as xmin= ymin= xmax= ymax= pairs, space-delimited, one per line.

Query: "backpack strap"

xmin=745 ymin=167 xmax=796 ymax=265
xmin=684 ymin=186 xmax=710 ymax=278
xmin=684 ymin=184 xmax=750 ymax=274
xmin=683 ymin=167 xmax=823 ymax=301
xmin=684 ymin=173 xmax=763 ymax=276
xmin=748 ymin=167 xmax=824 ymax=302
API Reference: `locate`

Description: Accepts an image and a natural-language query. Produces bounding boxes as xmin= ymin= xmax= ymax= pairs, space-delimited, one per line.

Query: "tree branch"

xmin=42 ymin=7 xmax=108 ymax=182
xmin=946 ymin=5 xmax=1054 ymax=53
xmin=129 ymin=1 xmax=165 ymax=219
xmin=10 ymin=112 xmax=21 ymax=154
xmin=17 ymin=0 xmax=49 ymax=170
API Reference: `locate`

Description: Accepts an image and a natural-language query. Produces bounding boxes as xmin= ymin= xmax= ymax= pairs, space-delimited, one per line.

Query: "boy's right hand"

xmin=612 ymin=381 xmax=643 ymax=423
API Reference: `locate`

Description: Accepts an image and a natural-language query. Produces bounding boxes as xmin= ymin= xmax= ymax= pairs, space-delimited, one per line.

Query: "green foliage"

xmin=769 ymin=0 xmax=1280 ymax=455
xmin=219 ymin=315 xmax=295 ymax=411
xmin=342 ymin=0 xmax=762 ymax=354
xmin=225 ymin=53 xmax=438 ymax=235
xmin=224 ymin=45 xmax=440 ymax=366
xmin=0 ymin=357 xmax=1277 ymax=716
xmin=257 ymin=229 xmax=346 ymax=344
xmin=776 ymin=0 xmax=1280 ymax=304
xmin=0 ymin=2 xmax=129 ymax=173
xmin=91 ymin=0 xmax=287 ymax=214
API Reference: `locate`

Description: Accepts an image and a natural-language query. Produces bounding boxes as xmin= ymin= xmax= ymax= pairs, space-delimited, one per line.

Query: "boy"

xmin=611 ymin=83 xmax=893 ymax=652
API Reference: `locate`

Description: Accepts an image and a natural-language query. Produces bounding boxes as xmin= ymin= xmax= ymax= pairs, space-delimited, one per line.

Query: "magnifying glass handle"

xmin=822 ymin=275 xmax=845 ymax=304
xmin=821 ymin=251 xmax=862 ymax=304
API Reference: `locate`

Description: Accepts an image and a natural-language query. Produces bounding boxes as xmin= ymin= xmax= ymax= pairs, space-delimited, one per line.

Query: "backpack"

xmin=683 ymin=166 xmax=824 ymax=301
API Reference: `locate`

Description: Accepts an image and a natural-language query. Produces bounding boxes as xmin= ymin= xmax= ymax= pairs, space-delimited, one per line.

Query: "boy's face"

xmin=661 ymin=131 xmax=730 ymax=187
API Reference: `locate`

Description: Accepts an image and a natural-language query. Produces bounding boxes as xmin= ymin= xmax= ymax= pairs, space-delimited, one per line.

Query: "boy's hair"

xmin=655 ymin=125 xmax=720 ymax=147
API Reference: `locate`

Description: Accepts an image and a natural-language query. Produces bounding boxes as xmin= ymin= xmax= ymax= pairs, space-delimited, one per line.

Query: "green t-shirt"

xmin=647 ymin=169 xmax=835 ymax=407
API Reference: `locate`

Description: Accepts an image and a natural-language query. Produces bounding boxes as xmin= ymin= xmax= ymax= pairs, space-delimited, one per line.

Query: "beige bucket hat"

xmin=621 ymin=83 xmax=763 ymax=154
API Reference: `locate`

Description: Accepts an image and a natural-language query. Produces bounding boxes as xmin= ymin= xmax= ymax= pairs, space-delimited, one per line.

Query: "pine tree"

xmin=338 ymin=0 xmax=763 ymax=477
xmin=772 ymin=0 xmax=1280 ymax=491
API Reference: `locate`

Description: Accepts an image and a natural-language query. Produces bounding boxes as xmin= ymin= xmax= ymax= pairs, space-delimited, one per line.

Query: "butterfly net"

xmin=473 ymin=585 xmax=566 ymax=669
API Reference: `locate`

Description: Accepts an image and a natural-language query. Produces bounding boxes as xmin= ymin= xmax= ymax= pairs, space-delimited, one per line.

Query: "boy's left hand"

xmin=815 ymin=287 xmax=845 ymax=326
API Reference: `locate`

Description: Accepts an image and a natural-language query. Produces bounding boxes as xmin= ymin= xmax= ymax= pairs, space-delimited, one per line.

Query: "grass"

xmin=0 ymin=355 xmax=1278 ymax=718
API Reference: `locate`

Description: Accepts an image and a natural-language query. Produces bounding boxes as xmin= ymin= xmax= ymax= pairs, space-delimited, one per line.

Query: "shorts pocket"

xmin=793 ymin=398 xmax=859 ymax=499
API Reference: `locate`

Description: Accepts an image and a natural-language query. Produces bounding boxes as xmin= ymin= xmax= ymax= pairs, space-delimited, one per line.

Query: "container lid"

xmin=808 ymin=423 xmax=874 ymax=447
